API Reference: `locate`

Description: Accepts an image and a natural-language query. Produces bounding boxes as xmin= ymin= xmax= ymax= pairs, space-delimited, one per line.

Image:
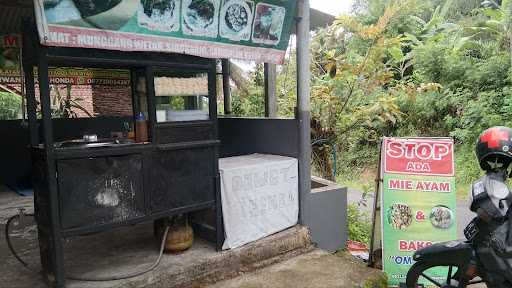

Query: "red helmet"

xmin=476 ymin=126 xmax=512 ymax=171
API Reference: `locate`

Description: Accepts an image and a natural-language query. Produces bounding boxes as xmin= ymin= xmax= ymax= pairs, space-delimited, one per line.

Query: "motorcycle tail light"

xmin=465 ymin=264 xmax=478 ymax=278
xmin=477 ymin=208 xmax=492 ymax=223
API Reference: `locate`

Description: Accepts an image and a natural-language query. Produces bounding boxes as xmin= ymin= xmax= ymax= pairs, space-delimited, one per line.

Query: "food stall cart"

xmin=18 ymin=1 xmax=308 ymax=287
xmin=23 ymin=22 xmax=224 ymax=286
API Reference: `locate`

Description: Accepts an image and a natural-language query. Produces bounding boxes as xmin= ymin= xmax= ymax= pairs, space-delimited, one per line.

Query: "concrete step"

xmin=98 ymin=225 xmax=313 ymax=288
xmin=208 ymin=250 xmax=386 ymax=288
xmin=1 ymin=214 xmax=312 ymax=288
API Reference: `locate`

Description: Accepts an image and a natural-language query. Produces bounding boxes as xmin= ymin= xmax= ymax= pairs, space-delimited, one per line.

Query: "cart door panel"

xmin=149 ymin=147 xmax=215 ymax=213
xmin=57 ymin=155 xmax=145 ymax=230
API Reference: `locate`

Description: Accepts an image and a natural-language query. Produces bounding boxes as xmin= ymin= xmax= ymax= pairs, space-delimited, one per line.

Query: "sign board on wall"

xmin=0 ymin=34 xmax=133 ymax=117
xmin=0 ymin=35 xmax=131 ymax=87
xmin=381 ymin=138 xmax=457 ymax=287
xmin=0 ymin=34 xmax=22 ymax=90
xmin=33 ymin=0 xmax=297 ymax=64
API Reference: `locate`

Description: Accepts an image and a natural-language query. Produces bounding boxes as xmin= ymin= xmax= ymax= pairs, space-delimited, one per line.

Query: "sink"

xmin=55 ymin=139 xmax=135 ymax=149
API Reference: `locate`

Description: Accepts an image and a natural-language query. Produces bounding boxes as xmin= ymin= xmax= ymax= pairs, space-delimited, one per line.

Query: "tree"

xmin=0 ymin=92 xmax=21 ymax=120
xmin=309 ymin=1 xmax=411 ymax=179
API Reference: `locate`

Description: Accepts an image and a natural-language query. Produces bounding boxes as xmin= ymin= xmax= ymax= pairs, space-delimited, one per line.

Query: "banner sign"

xmin=0 ymin=34 xmax=22 ymax=89
xmin=0 ymin=35 xmax=130 ymax=87
xmin=34 ymin=0 xmax=297 ymax=64
xmin=381 ymin=138 xmax=457 ymax=287
xmin=0 ymin=34 xmax=132 ymax=117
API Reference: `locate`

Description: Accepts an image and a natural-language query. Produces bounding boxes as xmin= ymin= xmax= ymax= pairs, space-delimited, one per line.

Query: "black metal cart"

xmin=22 ymin=23 xmax=224 ymax=288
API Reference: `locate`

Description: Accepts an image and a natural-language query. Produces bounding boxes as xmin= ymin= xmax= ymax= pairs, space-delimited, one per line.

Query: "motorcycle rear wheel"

xmin=406 ymin=261 xmax=468 ymax=288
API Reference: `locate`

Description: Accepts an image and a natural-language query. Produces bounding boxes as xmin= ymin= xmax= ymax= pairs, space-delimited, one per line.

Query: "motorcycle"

xmin=406 ymin=170 xmax=512 ymax=287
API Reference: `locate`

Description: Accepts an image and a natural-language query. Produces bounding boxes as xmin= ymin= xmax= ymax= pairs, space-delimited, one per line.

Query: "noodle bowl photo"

xmin=429 ymin=205 xmax=454 ymax=229
xmin=387 ymin=203 xmax=413 ymax=230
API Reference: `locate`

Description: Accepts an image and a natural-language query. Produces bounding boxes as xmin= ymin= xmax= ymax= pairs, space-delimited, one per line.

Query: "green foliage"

xmin=50 ymin=84 xmax=93 ymax=118
xmin=0 ymin=92 xmax=21 ymax=120
xmin=455 ymin=145 xmax=483 ymax=195
xmin=348 ymin=204 xmax=372 ymax=244
xmin=231 ymin=89 xmax=265 ymax=117
xmin=310 ymin=0 xmax=512 ymax=191
xmin=229 ymin=58 xmax=297 ymax=119
xmin=230 ymin=0 xmax=512 ymax=195
xmin=363 ymin=274 xmax=389 ymax=288
xmin=230 ymin=64 xmax=265 ymax=117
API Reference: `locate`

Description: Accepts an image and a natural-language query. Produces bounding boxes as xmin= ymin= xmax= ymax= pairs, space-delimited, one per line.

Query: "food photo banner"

xmin=380 ymin=138 xmax=457 ymax=287
xmin=34 ymin=0 xmax=297 ymax=64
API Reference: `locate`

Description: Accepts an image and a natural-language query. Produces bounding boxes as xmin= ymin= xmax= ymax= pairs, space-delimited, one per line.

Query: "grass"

xmin=334 ymin=144 xmax=482 ymax=205
xmin=455 ymin=182 xmax=471 ymax=200
xmin=337 ymin=166 xmax=377 ymax=191
xmin=333 ymin=143 xmax=483 ymax=202
xmin=337 ymin=166 xmax=473 ymax=201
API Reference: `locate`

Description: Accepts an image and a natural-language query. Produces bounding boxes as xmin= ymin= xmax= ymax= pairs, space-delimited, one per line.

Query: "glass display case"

xmin=154 ymin=72 xmax=210 ymax=123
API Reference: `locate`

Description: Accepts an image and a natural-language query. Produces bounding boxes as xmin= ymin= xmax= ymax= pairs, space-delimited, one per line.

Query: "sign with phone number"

xmin=381 ymin=138 xmax=457 ymax=287
xmin=34 ymin=0 xmax=297 ymax=64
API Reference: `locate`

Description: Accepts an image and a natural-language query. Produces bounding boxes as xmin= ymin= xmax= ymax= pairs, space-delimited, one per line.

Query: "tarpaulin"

xmin=219 ymin=154 xmax=298 ymax=249
xmin=34 ymin=0 xmax=297 ymax=64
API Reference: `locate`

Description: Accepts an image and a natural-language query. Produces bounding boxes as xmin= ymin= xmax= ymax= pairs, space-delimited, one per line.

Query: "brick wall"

xmin=2 ymin=66 xmax=133 ymax=119
xmin=30 ymin=84 xmax=133 ymax=118
xmin=92 ymin=85 xmax=133 ymax=117
xmin=49 ymin=84 xmax=133 ymax=118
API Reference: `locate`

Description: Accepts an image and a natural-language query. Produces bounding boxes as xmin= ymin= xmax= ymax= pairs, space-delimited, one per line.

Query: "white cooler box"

xmin=219 ymin=154 xmax=299 ymax=250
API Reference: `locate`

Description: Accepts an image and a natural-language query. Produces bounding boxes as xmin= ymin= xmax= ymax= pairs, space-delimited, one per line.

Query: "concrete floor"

xmin=0 ymin=186 xmax=33 ymax=224
xmin=0 ymin=186 xmax=313 ymax=288
xmin=208 ymin=250 xmax=385 ymax=288
xmin=0 ymin=186 xmax=486 ymax=288
xmin=0 ymin=186 xmax=41 ymax=288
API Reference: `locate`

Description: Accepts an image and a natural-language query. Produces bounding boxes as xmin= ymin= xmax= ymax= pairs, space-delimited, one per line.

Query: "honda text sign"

xmin=381 ymin=138 xmax=457 ymax=287
xmin=384 ymin=138 xmax=454 ymax=176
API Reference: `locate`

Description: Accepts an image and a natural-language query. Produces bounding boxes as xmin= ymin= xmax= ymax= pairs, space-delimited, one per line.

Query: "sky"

xmin=311 ymin=0 xmax=353 ymax=16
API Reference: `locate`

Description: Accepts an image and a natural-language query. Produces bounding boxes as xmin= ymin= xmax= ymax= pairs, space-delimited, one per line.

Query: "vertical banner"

xmin=381 ymin=138 xmax=457 ymax=287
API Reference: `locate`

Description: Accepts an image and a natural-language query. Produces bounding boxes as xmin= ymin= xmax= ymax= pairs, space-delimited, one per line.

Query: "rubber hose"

xmin=5 ymin=213 xmax=171 ymax=282
xmin=66 ymin=226 xmax=170 ymax=281
xmin=5 ymin=213 xmax=36 ymax=270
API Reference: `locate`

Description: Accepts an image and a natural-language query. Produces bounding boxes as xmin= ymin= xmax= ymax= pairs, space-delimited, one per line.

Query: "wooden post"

xmin=368 ymin=140 xmax=384 ymax=267
xmin=221 ymin=59 xmax=232 ymax=115
xmin=145 ymin=66 xmax=156 ymax=142
xmin=264 ymin=63 xmax=277 ymax=118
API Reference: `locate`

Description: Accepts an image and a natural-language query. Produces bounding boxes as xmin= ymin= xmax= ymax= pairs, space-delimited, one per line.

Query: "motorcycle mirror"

xmin=499 ymin=198 xmax=507 ymax=209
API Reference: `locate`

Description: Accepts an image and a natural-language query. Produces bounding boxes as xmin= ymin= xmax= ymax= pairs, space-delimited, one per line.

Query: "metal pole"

xmin=23 ymin=64 xmax=38 ymax=146
xmin=296 ymin=0 xmax=311 ymax=225
xmin=38 ymin=50 xmax=66 ymax=288
xmin=221 ymin=59 xmax=232 ymax=115
xmin=21 ymin=22 xmax=38 ymax=146
xmin=264 ymin=63 xmax=277 ymax=118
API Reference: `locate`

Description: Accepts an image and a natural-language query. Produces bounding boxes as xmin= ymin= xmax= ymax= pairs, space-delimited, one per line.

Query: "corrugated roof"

xmin=0 ymin=0 xmax=33 ymax=35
